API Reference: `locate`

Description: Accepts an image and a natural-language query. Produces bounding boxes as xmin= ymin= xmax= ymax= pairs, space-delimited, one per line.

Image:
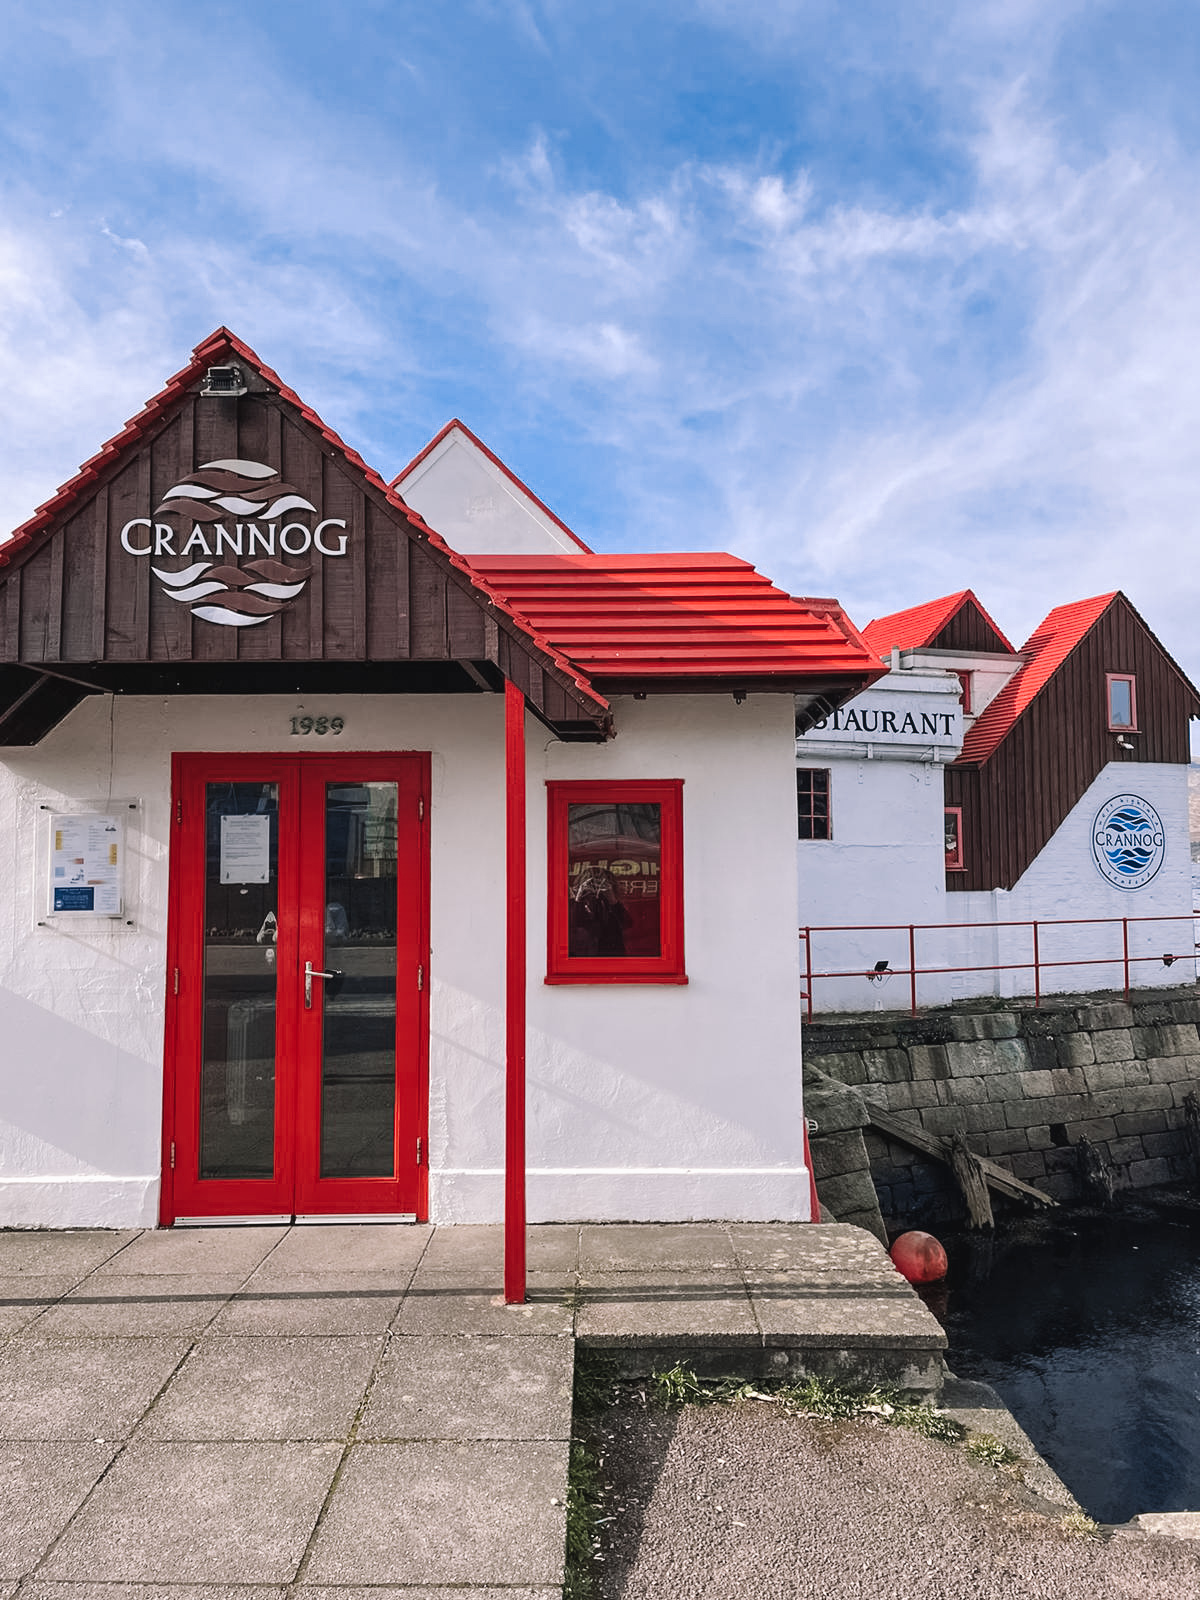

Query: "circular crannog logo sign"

xmin=119 ymin=457 xmax=350 ymax=628
xmin=1091 ymin=794 xmax=1166 ymax=890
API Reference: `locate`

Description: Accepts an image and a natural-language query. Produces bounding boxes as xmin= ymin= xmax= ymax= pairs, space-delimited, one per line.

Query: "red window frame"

xmin=546 ymin=779 xmax=686 ymax=985
xmin=944 ymin=806 xmax=965 ymax=871
xmin=1106 ymin=672 xmax=1137 ymax=731
xmin=797 ymin=768 xmax=831 ymax=840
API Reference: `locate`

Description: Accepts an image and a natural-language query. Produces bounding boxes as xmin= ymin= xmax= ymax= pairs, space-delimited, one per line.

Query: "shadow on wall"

xmin=0 ymin=986 xmax=159 ymax=1177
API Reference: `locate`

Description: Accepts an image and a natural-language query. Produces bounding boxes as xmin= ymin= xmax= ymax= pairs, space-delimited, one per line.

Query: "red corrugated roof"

xmin=957 ymin=594 xmax=1118 ymax=764
xmin=392 ymin=418 xmax=593 ymax=552
xmin=862 ymin=589 xmax=1014 ymax=659
xmin=465 ymin=553 xmax=883 ymax=681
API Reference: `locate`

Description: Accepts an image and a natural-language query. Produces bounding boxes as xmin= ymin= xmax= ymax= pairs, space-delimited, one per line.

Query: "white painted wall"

xmin=396 ymin=427 xmax=584 ymax=555
xmin=0 ymin=691 xmax=808 ymax=1228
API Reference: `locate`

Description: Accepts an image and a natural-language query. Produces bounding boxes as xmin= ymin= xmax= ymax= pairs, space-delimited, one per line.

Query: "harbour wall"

xmin=804 ymin=990 xmax=1200 ymax=1231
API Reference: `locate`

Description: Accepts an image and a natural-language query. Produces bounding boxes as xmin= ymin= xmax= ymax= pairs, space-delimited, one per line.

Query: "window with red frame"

xmin=945 ymin=807 xmax=965 ymax=871
xmin=546 ymin=780 xmax=685 ymax=984
xmin=1107 ymin=673 xmax=1137 ymax=731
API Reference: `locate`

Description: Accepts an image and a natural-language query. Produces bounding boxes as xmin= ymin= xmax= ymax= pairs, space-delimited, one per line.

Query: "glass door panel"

xmin=320 ymin=781 xmax=399 ymax=1178
xmin=199 ymin=782 xmax=280 ymax=1179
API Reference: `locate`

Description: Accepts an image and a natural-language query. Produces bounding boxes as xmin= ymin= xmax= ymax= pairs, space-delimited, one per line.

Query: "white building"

xmin=0 ymin=329 xmax=882 ymax=1234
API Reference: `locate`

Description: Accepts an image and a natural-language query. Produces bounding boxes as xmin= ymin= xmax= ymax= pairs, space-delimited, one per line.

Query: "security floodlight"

xmin=200 ymin=364 xmax=247 ymax=397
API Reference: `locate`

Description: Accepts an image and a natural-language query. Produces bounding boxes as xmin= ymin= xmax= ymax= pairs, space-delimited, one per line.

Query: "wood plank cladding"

xmin=0 ymin=383 xmax=607 ymax=738
xmin=945 ymin=596 xmax=1200 ymax=891
xmin=930 ymin=598 xmax=1011 ymax=655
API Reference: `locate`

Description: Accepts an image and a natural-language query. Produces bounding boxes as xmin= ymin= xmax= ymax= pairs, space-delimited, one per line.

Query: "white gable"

xmin=395 ymin=423 xmax=589 ymax=555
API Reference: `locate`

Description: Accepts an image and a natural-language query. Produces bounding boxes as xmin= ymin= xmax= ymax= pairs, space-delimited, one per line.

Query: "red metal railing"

xmin=799 ymin=912 xmax=1200 ymax=1019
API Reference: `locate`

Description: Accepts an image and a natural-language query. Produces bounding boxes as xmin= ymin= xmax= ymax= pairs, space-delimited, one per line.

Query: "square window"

xmin=945 ymin=807 xmax=965 ymax=871
xmin=1107 ymin=673 xmax=1137 ymax=731
xmin=797 ymin=769 xmax=831 ymax=840
xmin=546 ymin=780 xmax=685 ymax=984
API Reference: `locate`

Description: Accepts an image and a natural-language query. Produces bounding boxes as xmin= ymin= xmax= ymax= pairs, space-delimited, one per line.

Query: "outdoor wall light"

xmin=867 ymin=959 xmax=890 ymax=982
xmin=200 ymin=364 xmax=247 ymax=397
xmin=1116 ymin=735 xmax=1135 ymax=751
xmin=1162 ymin=953 xmax=1177 ymax=967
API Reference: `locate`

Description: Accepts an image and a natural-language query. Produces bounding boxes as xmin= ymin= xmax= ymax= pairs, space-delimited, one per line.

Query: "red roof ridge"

xmin=391 ymin=417 xmax=593 ymax=553
xmin=0 ymin=329 xmax=608 ymax=716
xmin=862 ymin=589 xmax=1015 ymax=659
xmin=956 ymin=592 xmax=1120 ymax=765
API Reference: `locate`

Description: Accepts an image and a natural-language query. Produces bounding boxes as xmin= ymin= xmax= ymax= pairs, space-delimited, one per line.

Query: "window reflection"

xmin=567 ymin=802 xmax=661 ymax=958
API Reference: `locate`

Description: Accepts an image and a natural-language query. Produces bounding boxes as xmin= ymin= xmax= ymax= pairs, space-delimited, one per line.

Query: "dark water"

xmin=922 ymin=1199 xmax=1200 ymax=1524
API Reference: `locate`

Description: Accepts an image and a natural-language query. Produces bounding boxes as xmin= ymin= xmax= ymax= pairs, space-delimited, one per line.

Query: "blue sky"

xmin=3 ymin=1 xmax=1200 ymax=749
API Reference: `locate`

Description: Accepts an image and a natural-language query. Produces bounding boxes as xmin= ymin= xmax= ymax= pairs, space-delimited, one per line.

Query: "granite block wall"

xmin=804 ymin=992 xmax=1200 ymax=1229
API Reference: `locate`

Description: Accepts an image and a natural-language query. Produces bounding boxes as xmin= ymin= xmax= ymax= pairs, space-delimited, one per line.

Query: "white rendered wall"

xmin=396 ymin=429 xmax=583 ymax=555
xmin=0 ymin=692 xmax=807 ymax=1227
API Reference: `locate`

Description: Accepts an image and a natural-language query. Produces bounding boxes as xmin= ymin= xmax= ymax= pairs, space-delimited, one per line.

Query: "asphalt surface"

xmin=587 ymin=1399 xmax=1200 ymax=1599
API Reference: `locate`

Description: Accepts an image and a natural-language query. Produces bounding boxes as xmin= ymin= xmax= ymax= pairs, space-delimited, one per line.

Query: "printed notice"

xmin=50 ymin=813 xmax=123 ymax=916
xmin=220 ymin=814 xmax=271 ymax=884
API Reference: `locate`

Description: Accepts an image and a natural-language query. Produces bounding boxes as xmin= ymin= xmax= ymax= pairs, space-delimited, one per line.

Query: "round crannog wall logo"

xmin=119 ymin=458 xmax=349 ymax=628
xmin=1091 ymin=794 xmax=1166 ymax=890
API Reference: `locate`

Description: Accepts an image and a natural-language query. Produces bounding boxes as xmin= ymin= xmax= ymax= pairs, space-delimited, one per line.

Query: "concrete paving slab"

xmin=746 ymin=1276 xmax=947 ymax=1347
xmin=23 ymin=1588 xmax=285 ymax=1600
xmin=298 ymin=1590 xmax=560 ymax=1599
xmin=0 ymin=1441 xmax=117 ymax=1577
xmin=40 ymin=1440 xmax=343 ymax=1583
xmin=730 ymin=1222 xmax=903 ymax=1280
xmin=255 ymin=1224 xmax=432 ymax=1276
xmin=0 ymin=1231 xmax=137 ymax=1278
xmin=0 ymin=1336 xmax=189 ymax=1440
xmin=140 ymin=1335 xmax=381 ymax=1440
xmin=207 ymin=1273 xmax=403 ymax=1336
xmin=33 ymin=1275 xmax=244 ymax=1337
xmin=575 ymin=1271 xmax=757 ymax=1343
xmin=396 ymin=1271 xmax=575 ymax=1336
xmin=302 ymin=1440 xmax=568 ymax=1587
xmin=580 ymin=1223 xmax=735 ymax=1272
xmin=360 ymin=1334 xmax=573 ymax=1441
xmin=418 ymin=1223 xmax=580 ymax=1274
xmin=0 ymin=1276 xmax=76 ymax=1334
xmin=93 ymin=1228 xmax=286 ymax=1278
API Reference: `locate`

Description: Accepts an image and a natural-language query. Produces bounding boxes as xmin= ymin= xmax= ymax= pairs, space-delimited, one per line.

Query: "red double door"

xmin=162 ymin=753 xmax=429 ymax=1223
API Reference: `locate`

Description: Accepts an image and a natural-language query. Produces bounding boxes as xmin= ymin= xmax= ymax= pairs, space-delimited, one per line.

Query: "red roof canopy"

xmin=466 ymin=553 xmax=882 ymax=684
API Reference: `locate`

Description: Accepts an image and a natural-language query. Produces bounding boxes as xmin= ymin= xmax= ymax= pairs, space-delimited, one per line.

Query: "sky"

xmin=3 ymin=1 xmax=1200 ymax=753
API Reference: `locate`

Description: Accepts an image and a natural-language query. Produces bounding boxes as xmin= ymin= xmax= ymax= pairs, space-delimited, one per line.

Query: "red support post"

xmin=504 ymin=681 xmax=527 ymax=1305
xmin=908 ymin=925 xmax=917 ymax=1016
xmin=1032 ymin=921 xmax=1041 ymax=1009
xmin=1122 ymin=919 xmax=1130 ymax=1002
xmin=801 ymin=927 xmax=813 ymax=1023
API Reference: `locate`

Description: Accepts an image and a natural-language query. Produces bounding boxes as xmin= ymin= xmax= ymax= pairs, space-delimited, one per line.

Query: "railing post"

xmin=1032 ymin=921 xmax=1040 ymax=1008
xmin=908 ymin=924 xmax=917 ymax=1016
xmin=802 ymin=927 xmax=814 ymax=1023
xmin=1122 ymin=918 xmax=1130 ymax=1002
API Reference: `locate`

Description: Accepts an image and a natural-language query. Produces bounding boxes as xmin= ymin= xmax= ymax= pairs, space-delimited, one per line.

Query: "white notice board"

xmin=220 ymin=814 xmax=271 ymax=884
xmin=49 ymin=813 xmax=124 ymax=916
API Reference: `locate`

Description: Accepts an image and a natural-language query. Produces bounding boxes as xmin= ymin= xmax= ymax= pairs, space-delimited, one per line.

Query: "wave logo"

xmin=1091 ymin=793 xmax=1167 ymax=890
xmin=120 ymin=458 xmax=349 ymax=628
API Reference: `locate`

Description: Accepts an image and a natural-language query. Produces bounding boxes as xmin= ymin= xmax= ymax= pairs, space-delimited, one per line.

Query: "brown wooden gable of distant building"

xmin=0 ymin=330 xmax=610 ymax=745
xmin=945 ymin=592 xmax=1200 ymax=892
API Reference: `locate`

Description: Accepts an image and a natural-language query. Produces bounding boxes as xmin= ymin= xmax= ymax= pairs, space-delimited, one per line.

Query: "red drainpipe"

xmin=802 ymin=1115 xmax=821 ymax=1222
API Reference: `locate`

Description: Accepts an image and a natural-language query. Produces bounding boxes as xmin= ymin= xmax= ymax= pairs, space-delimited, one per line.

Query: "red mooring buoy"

xmin=890 ymin=1230 xmax=948 ymax=1284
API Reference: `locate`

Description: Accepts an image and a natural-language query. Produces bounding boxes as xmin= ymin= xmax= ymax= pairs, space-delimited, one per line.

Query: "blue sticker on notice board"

xmin=54 ymin=887 xmax=95 ymax=911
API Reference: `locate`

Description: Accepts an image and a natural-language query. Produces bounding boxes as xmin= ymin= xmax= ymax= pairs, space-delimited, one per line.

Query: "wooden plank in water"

xmin=868 ymin=1105 xmax=1057 ymax=1208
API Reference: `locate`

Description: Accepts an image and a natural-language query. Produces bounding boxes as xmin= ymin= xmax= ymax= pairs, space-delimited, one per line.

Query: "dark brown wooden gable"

xmin=945 ymin=595 xmax=1200 ymax=891
xmin=0 ymin=365 xmax=608 ymax=744
xmin=929 ymin=598 xmax=1011 ymax=654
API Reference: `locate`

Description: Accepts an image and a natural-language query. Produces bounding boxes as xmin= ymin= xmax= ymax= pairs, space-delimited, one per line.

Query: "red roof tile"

xmin=465 ymin=553 xmax=884 ymax=682
xmin=957 ymin=594 xmax=1118 ymax=764
xmin=862 ymin=590 xmax=1014 ymax=659
xmin=392 ymin=418 xmax=593 ymax=552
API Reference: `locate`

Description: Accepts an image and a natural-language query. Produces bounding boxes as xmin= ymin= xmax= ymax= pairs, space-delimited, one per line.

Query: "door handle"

xmin=304 ymin=959 xmax=341 ymax=1009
